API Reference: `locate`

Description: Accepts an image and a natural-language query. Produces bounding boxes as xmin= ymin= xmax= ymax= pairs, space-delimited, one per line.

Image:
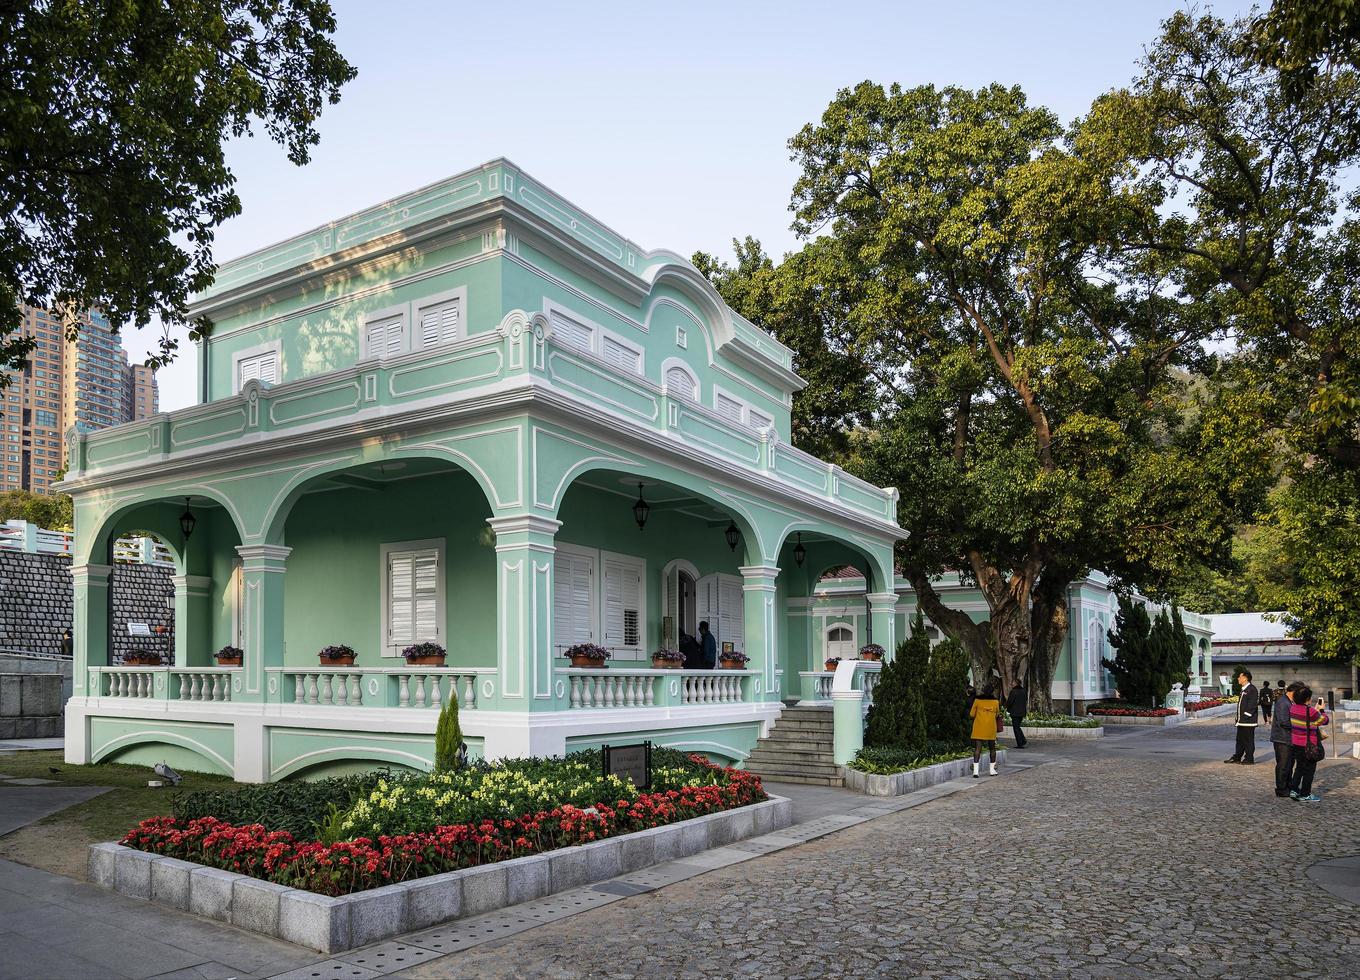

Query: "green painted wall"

xmin=564 ymin=721 xmax=763 ymax=766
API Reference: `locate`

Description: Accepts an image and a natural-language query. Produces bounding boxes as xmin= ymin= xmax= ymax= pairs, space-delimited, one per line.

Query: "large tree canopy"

xmin=0 ymin=0 xmax=356 ymax=377
xmin=1082 ymin=11 xmax=1360 ymax=660
xmin=702 ymin=80 xmax=1268 ymax=707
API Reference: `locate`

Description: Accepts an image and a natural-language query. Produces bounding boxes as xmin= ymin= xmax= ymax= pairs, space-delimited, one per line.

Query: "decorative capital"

xmin=71 ymin=562 xmax=113 ymax=586
xmin=738 ymin=564 xmax=780 ymax=587
xmin=235 ymin=543 xmax=292 ymax=570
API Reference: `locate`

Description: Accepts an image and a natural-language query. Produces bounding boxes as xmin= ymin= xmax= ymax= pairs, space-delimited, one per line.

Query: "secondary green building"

xmin=60 ymin=160 xmax=903 ymax=781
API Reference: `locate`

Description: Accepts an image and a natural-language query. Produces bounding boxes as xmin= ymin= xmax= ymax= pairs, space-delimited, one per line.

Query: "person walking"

xmin=1287 ymin=686 xmax=1329 ymax=803
xmin=1006 ymin=682 xmax=1029 ymax=749
xmin=1270 ymin=682 xmax=1304 ymax=798
xmin=1260 ymin=680 xmax=1273 ymax=724
xmin=1225 ymin=669 xmax=1259 ymax=764
xmin=969 ymin=684 xmax=1002 ymax=778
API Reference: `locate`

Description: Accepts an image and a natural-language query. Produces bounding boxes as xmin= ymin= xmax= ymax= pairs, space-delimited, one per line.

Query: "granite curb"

xmin=843 ymin=750 xmax=1010 ymax=797
xmin=88 ymin=795 xmax=792 ymax=954
xmin=999 ymin=725 xmax=1103 ymax=741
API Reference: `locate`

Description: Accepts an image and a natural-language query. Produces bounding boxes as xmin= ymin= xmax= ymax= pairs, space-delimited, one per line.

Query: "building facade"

xmin=1210 ymin=613 xmax=1355 ymax=702
xmin=0 ymin=305 xmax=160 ymax=493
xmin=799 ymin=571 xmax=1215 ymax=710
xmin=58 ymin=160 xmax=902 ymax=781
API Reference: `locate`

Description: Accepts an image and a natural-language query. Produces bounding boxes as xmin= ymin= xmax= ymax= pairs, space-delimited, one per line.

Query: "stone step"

xmin=746 ymin=758 xmax=846 ymax=776
xmin=746 ymin=747 xmax=836 ymax=766
xmin=764 ymin=725 xmax=833 ymax=741
xmin=769 ymin=717 xmax=835 ymax=732
xmin=745 ymin=770 xmax=845 ymax=787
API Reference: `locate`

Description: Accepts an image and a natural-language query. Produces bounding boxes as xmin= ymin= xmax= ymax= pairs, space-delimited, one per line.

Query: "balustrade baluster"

xmin=570 ymin=676 xmax=581 ymax=709
xmin=601 ymin=675 xmax=613 ymax=708
xmin=623 ymin=675 xmax=635 ymax=707
xmin=305 ymin=673 xmax=319 ymax=705
xmin=643 ymin=675 xmax=655 ymax=706
xmin=398 ymin=674 xmax=410 ymax=707
xmin=463 ymin=675 xmax=475 ymax=709
xmin=349 ymin=674 xmax=362 ymax=705
xmin=429 ymin=674 xmax=443 ymax=710
xmin=293 ymin=674 xmax=305 ymax=704
xmin=413 ymin=675 xmax=427 ymax=708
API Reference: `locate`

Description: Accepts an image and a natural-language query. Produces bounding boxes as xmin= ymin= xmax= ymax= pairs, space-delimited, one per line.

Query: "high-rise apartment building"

xmin=0 ymin=305 xmax=159 ymax=492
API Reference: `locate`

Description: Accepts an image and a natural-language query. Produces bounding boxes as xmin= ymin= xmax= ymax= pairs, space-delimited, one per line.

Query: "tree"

xmin=1172 ymin=521 xmax=1298 ymax=614
xmin=923 ymin=636 xmax=971 ymax=745
xmin=1103 ymin=598 xmax=1156 ymax=705
xmin=1083 ymin=11 xmax=1360 ymax=661
xmin=1254 ymin=0 xmax=1360 ymax=94
xmin=434 ymin=697 xmax=462 ymax=773
xmin=733 ymin=80 xmax=1265 ymax=707
xmin=0 ymin=1 xmax=357 ymax=378
xmin=864 ymin=612 xmax=928 ymax=751
xmin=0 ymin=489 xmax=72 ymax=529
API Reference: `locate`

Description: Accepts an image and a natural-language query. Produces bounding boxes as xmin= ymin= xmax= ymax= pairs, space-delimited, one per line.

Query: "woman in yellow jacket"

xmin=969 ymin=684 xmax=1001 ymax=778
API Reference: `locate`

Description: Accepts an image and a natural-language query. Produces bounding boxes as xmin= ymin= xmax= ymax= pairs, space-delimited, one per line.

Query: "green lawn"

xmin=0 ymin=751 xmax=240 ymax=878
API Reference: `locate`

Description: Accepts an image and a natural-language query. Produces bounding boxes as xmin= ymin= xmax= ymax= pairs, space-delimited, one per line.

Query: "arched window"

xmin=664 ymin=363 xmax=698 ymax=401
xmin=825 ymin=624 xmax=856 ymax=660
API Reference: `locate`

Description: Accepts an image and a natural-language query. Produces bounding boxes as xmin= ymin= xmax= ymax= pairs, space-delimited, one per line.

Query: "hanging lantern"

xmin=793 ymin=532 xmax=806 ymax=567
xmin=724 ymin=519 xmax=740 ymax=552
xmin=632 ymin=483 xmax=650 ymax=530
xmin=179 ymin=497 xmax=196 ymax=541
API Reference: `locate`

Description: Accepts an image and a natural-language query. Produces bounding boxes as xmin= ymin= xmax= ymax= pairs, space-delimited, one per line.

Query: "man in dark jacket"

xmin=1006 ymin=683 xmax=1029 ymax=749
xmin=1225 ymin=669 xmax=1260 ymax=764
xmin=1269 ymin=681 xmax=1304 ymax=796
xmin=697 ymin=621 xmax=717 ymax=670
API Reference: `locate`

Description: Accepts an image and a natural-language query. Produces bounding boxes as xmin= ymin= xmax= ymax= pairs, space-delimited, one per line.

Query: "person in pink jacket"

xmin=1286 ymin=686 xmax=1329 ymax=802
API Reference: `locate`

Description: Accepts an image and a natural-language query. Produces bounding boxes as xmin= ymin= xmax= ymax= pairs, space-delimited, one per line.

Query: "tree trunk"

xmin=1028 ymin=573 xmax=1072 ymax=714
xmin=904 ymin=570 xmax=992 ymax=677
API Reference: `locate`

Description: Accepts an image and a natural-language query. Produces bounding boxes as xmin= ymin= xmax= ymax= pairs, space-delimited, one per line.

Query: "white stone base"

xmin=844 ymin=750 xmax=1009 ymax=796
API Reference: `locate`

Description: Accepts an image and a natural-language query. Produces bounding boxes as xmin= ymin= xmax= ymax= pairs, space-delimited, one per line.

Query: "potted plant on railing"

xmin=650 ymin=648 xmax=684 ymax=670
xmin=123 ymin=649 xmax=161 ymax=667
xmin=719 ymin=651 xmax=750 ymax=670
xmin=318 ymin=644 xmax=356 ymax=667
xmin=858 ymin=643 xmax=885 ymax=662
xmin=564 ymin=643 xmax=611 ymax=668
xmin=403 ymin=641 xmax=447 ymax=667
xmin=823 ymin=655 xmax=842 ymax=673
xmin=214 ymin=645 xmax=243 ymax=667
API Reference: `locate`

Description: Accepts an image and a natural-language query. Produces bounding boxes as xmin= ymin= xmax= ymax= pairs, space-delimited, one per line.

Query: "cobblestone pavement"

xmin=399 ymin=720 xmax=1360 ymax=979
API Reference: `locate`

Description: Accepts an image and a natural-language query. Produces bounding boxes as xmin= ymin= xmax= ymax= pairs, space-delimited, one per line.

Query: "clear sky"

xmin=129 ymin=0 xmax=1258 ymax=410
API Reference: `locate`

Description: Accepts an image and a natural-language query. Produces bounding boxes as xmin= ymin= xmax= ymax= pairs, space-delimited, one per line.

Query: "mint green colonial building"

xmin=60 ymin=160 xmax=903 ymax=781
xmin=802 ymin=571 xmax=1216 ymax=710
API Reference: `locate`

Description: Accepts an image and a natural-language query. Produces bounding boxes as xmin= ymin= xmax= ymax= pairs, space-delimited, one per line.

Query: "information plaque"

xmin=601 ymin=740 xmax=651 ymax=791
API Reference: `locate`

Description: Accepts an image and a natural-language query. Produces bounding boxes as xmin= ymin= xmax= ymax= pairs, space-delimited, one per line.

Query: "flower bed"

xmin=1000 ymin=709 xmax=1102 ymax=729
xmin=1086 ymin=706 xmax=1178 ymax=718
xmin=1186 ymin=697 xmax=1233 ymax=712
xmin=122 ymin=753 xmax=764 ymax=896
xmin=849 ymin=743 xmax=972 ymax=775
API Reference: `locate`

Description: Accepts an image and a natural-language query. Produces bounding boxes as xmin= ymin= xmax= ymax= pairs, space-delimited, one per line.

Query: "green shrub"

xmin=849 ymin=741 xmax=973 ymax=775
xmin=172 ymin=772 xmax=384 ymax=837
xmin=924 ymin=636 xmax=972 ymax=743
xmin=864 ymin=613 xmax=928 ymax=751
xmin=434 ymin=696 xmax=462 ymax=772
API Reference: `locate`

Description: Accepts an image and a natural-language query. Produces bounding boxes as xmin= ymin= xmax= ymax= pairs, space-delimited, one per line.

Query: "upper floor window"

xmin=747 ymin=408 xmax=773 ymax=431
xmin=714 ymin=386 xmax=775 ymax=433
xmin=417 ymin=297 xmax=461 ymax=349
xmin=235 ymin=345 xmax=279 ymax=391
xmin=550 ymin=309 xmax=594 ymax=354
xmin=665 ymin=365 xmax=698 ymax=401
xmin=547 ymin=304 xmax=643 ymax=377
xmin=364 ymin=314 xmax=406 ymax=360
xmin=715 ymin=392 xmax=744 ymax=424
xmin=601 ymin=334 xmax=642 ymax=375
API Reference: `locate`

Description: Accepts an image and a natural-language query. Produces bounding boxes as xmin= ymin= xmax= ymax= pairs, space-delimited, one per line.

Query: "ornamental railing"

xmin=557 ymin=667 xmax=753 ymax=710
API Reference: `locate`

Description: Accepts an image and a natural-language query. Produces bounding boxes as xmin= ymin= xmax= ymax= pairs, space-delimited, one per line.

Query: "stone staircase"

xmin=743 ymin=704 xmax=844 ymax=786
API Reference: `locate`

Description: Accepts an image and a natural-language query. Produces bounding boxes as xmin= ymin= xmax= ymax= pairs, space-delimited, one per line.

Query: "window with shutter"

xmin=365 ymin=315 xmax=406 ymax=360
xmin=236 ymin=349 xmax=279 ymax=392
xmin=601 ymin=335 xmax=642 ymax=375
xmin=665 ymin=366 xmax=697 ymax=401
xmin=381 ymin=540 xmax=444 ymax=656
xmin=826 ymin=625 xmax=856 ymax=660
xmin=550 ymin=310 xmax=594 ymax=353
xmin=418 ymin=298 xmax=460 ymax=349
xmin=718 ymin=576 xmax=744 ymax=651
xmin=553 ymin=548 xmax=595 ymax=652
xmin=715 ymin=393 xmax=743 ymax=424
xmin=748 ymin=408 xmax=773 ymax=431
xmin=602 ymin=554 xmax=644 ymax=657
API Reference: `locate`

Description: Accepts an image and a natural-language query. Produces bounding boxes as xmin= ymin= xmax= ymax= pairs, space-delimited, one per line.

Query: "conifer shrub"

xmin=434 ymin=696 xmax=463 ymax=773
xmin=864 ymin=613 xmax=928 ymax=752
xmin=924 ymin=635 xmax=972 ymax=744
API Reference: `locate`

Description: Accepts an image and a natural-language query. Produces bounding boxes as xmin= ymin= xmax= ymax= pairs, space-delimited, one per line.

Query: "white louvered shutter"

xmin=550 ymin=310 xmax=594 ymax=353
xmin=718 ymin=576 xmax=745 ymax=651
xmin=366 ymin=316 xmax=405 ymax=359
xmin=602 ymin=556 xmax=643 ymax=657
xmin=664 ymin=567 xmax=678 ymax=643
xmin=237 ymin=350 xmax=278 ymax=391
xmin=715 ymin=393 xmax=743 ymax=424
xmin=418 ymin=299 xmax=460 ymax=349
xmin=601 ymin=336 xmax=641 ymax=375
xmin=665 ymin=366 xmax=697 ymax=401
xmin=553 ymin=551 xmax=595 ymax=651
xmin=748 ymin=408 xmax=773 ymax=431
xmin=388 ymin=548 xmax=440 ymax=651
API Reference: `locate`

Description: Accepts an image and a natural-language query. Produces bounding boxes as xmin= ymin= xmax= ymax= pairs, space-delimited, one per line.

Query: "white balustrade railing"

xmin=799 ymin=671 xmax=835 ymax=702
xmin=394 ymin=670 xmax=483 ymax=710
xmin=91 ymin=667 xmax=162 ymax=698
xmin=284 ymin=669 xmax=365 ymax=706
xmin=172 ymin=668 xmax=234 ymax=702
xmin=680 ymin=672 xmax=743 ymax=704
xmin=566 ymin=670 xmax=658 ymax=708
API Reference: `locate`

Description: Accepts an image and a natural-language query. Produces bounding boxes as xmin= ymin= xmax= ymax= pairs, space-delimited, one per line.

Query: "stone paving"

xmin=397 ymin=720 xmax=1360 ymax=979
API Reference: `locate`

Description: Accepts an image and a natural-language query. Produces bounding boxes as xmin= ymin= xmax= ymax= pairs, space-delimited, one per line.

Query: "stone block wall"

xmin=0 ymin=552 xmax=175 ymax=664
xmin=0 ymin=673 xmax=62 ymax=737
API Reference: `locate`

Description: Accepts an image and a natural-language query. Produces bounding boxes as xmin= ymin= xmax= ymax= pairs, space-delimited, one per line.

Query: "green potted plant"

xmin=318 ymin=644 xmax=356 ymax=666
xmin=402 ymin=641 xmax=446 ymax=666
xmin=564 ymin=643 xmax=611 ymax=668
xmin=214 ymin=645 xmax=243 ymax=666
xmin=719 ymin=651 xmax=750 ymax=670
xmin=123 ymin=649 xmax=161 ymax=667
xmin=824 ymin=655 xmax=842 ymax=672
xmin=650 ymin=648 xmax=684 ymax=669
xmin=858 ymin=643 xmax=885 ymax=662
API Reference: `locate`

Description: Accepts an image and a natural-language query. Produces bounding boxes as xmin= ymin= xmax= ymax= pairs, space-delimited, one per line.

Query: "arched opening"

xmin=553 ymin=468 xmax=760 ymax=665
xmin=269 ymin=457 xmax=497 ymax=668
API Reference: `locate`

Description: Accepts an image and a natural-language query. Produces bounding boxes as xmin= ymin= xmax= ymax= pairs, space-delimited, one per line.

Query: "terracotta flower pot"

xmin=824 ymin=662 xmax=839 ymax=672
xmin=124 ymin=655 xmax=162 ymax=667
xmin=320 ymin=654 xmax=356 ymax=667
xmin=405 ymin=654 xmax=446 ymax=666
xmin=652 ymin=657 xmax=682 ymax=669
xmin=570 ymin=654 xmax=607 ymax=668
xmin=720 ymin=658 xmax=747 ymax=670
xmin=859 ymin=651 xmax=883 ymax=662
xmin=215 ymin=654 xmax=242 ymax=666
